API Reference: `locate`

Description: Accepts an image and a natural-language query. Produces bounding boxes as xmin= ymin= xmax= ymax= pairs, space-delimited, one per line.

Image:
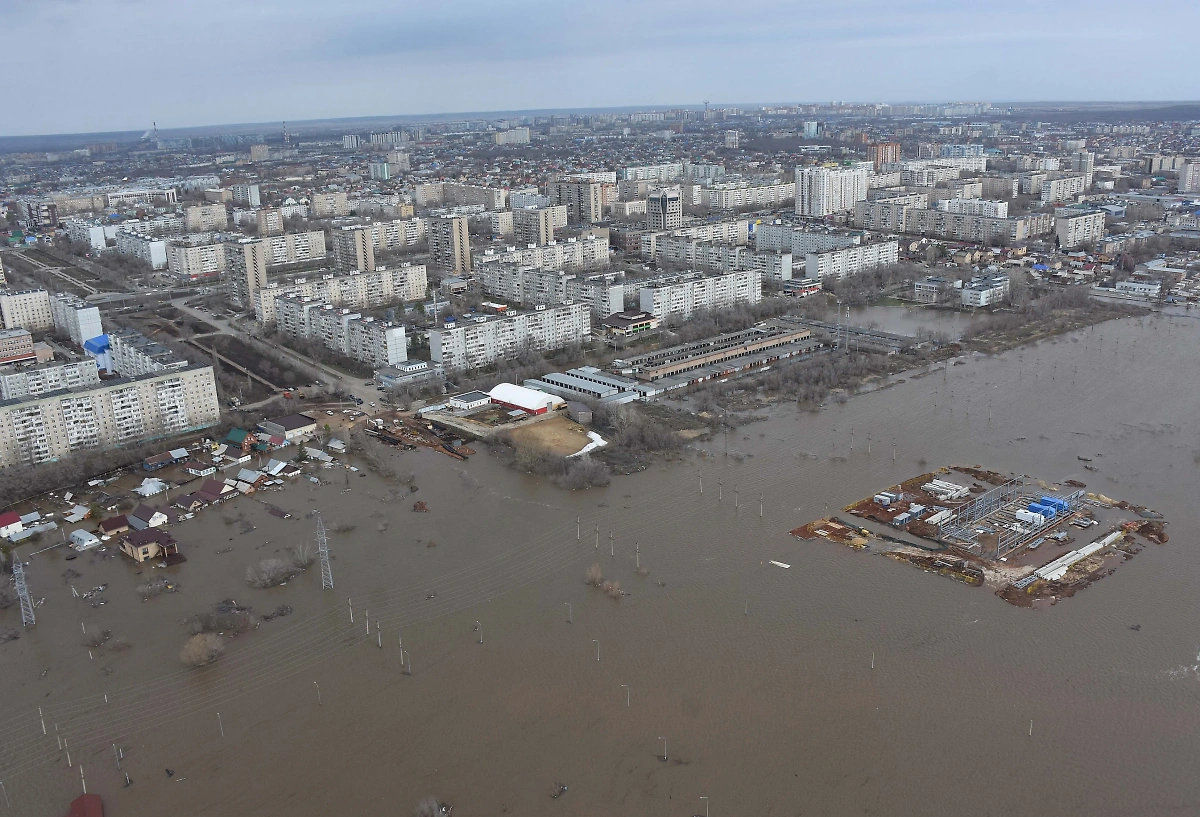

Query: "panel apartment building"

xmin=796 ymin=165 xmax=871 ymax=216
xmin=652 ymin=236 xmax=794 ymax=281
xmin=473 ymin=236 xmax=610 ymax=273
xmin=253 ymin=264 xmax=428 ymax=323
xmin=638 ymin=270 xmax=762 ymax=321
xmin=0 ymin=289 xmax=54 ymax=331
xmin=805 ymin=241 xmax=899 ymax=282
xmin=50 ymin=293 xmax=103 ymax=346
xmin=476 ymin=266 xmax=625 ymax=316
xmin=273 ymin=298 xmax=408 ymax=367
xmin=0 ymin=358 xmax=100 ymax=401
xmin=430 ymin=303 xmax=591 ymax=370
xmin=0 ymin=365 xmax=220 ymax=468
xmin=853 ymin=201 xmax=1053 ymax=243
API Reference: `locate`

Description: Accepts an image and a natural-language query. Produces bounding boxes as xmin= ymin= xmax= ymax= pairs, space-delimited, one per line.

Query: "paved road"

xmin=172 ymin=299 xmax=384 ymax=409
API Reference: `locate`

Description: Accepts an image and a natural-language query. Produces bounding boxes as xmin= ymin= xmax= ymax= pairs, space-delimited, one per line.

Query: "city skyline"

xmin=4 ymin=0 xmax=1199 ymax=136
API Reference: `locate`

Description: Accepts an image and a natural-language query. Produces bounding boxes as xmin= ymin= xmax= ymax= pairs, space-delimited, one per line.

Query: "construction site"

xmin=792 ymin=466 xmax=1168 ymax=607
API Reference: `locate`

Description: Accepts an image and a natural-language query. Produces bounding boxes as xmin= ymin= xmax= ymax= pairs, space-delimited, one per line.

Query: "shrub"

xmin=414 ymin=796 xmax=444 ymax=817
xmin=601 ymin=580 xmax=622 ymax=599
xmin=245 ymin=558 xmax=296 ymax=588
xmin=180 ymin=633 xmax=224 ymax=668
xmin=584 ymin=563 xmax=603 ymax=587
xmin=291 ymin=544 xmax=315 ymax=569
xmin=82 ymin=628 xmax=112 ymax=648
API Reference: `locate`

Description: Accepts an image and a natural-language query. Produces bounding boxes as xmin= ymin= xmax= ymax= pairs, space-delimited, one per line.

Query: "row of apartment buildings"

xmin=253 ymin=264 xmax=428 ymax=323
xmin=430 ymin=303 xmax=591 ymax=370
xmin=274 ymin=299 xmax=408 ymax=367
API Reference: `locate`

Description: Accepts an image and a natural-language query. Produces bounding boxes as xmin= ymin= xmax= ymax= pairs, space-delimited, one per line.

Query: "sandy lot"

xmin=502 ymin=415 xmax=592 ymax=456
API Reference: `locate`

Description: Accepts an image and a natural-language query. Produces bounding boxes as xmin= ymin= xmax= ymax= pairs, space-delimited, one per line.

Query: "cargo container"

xmin=892 ymin=512 xmax=912 ymax=526
xmin=874 ymin=494 xmax=892 ymax=506
xmin=1040 ymin=496 xmax=1069 ymax=513
xmin=908 ymin=504 xmax=926 ymax=516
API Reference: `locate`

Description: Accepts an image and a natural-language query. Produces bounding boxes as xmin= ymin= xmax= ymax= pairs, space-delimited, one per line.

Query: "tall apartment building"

xmin=1071 ymin=151 xmax=1095 ymax=188
xmin=805 ymin=241 xmax=899 ymax=282
xmin=230 ymin=184 xmax=261 ymax=207
xmin=253 ymin=265 xmax=428 ymax=323
xmin=429 ymin=216 xmax=471 ymax=273
xmin=0 ymin=358 xmax=100 ymax=401
xmin=342 ymin=134 xmax=362 ymax=149
xmin=184 ymin=203 xmax=229 ymax=233
xmin=368 ymin=162 xmax=392 ymax=181
xmin=638 ymin=270 xmax=762 ymax=321
xmin=797 ymin=165 xmax=870 ymax=216
xmin=167 ymin=238 xmax=227 ymax=280
xmin=310 ymin=192 xmax=351 ymax=218
xmin=429 ymin=303 xmax=591 ymax=370
xmin=0 ymin=289 xmax=54 ymax=331
xmin=852 ymin=201 xmax=1052 ymax=243
xmin=386 ymin=151 xmax=411 ymax=171
xmin=652 ymin=237 xmax=793 ymax=281
xmin=227 ymin=239 xmax=268 ymax=309
xmin=274 ymin=298 xmax=408 ymax=367
xmin=549 ymin=180 xmax=603 ymax=224
xmin=494 ymin=128 xmax=531 ymax=145
xmin=1178 ymin=162 xmax=1200 ymax=194
xmin=509 ymin=190 xmax=551 ymax=209
xmin=867 ymin=142 xmax=901 ymax=172
xmin=249 ymin=144 xmax=270 ymax=162
xmin=255 ymin=208 xmax=284 ymax=236
xmin=647 ymin=190 xmax=682 ymax=231
xmin=1040 ymin=175 xmax=1087 ymax=203
xmin=108 ymin=328 xmax=190 ymax=377
xmin=0 ymin=365 xmax=220 ymax=468
xmin=343 ymin=217 xmax=426 ymax=251
xmin=114 ymin=230 xmax=169 ymax=269
xmin=50 ymin=293 xmax=102 ymax=346
xmin=936 ymin=198 xmax=1009 ymax=218
xmin=333 ymin=226 xmax=376 ymax=272
xmin=473 ymin=236 xmax=609 ymax=273
xmin=413 ymin=182 xmax=507 ymax=210
xmin=724 ymin=130 xmax=739 ymax=149
xmin=261 ymin=230 xmax=327 ymax=266
xmin=1055 ymin=211 xmax=1105 ymax=249
xmin=513 ymin=206 xmax=556 ymax=246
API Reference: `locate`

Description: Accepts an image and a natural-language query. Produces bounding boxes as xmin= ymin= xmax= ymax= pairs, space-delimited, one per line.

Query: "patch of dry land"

xmin=502 ymin=414 xmax=593 ymax=456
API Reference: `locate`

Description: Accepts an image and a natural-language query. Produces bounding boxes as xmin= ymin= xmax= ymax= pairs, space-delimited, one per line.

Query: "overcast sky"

xmin=4 ymin=0 xmax=1198 ymax=136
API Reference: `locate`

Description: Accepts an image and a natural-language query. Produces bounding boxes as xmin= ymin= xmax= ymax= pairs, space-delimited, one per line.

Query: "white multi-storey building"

xmin=230 ymin=184 xmax=261 ymax=207
xmin=0 ymin=289 xmax=54 ymax=331
xmin=638 ymin=270 xmax=762 ymax=321
xmin=796 ymin=165 xmax=870 ymax=216
xmin=961 ymin=274 xmax=1010 ymax=307
xmin=183 ymin=202 xmax=229 ymax=233
xmin=1055 ymin=211 xmax=1105 ymax=249
xmin=0 ymin=365 xmax=220 ymax=468
xmin=1178 ymin=162 xmax=1200 ymax=194
xmin=494 ymin=128 xmax=531 ymax=145
xmin=0 ymin=359 xmax=100 ymax=400
xmin=168 ymin=237 xmax=227 ymax=280
xmin=114 ymin=230 xmax=169 ymax=269
xmin=430 ymin=303 xmax=591 ymax=370
xmin=254 ymin=264 xmax=428 ymax=323
xmin=754 ymin=224 xmax=857 ymax=255
xmin=108 ymin=329 xmax=189 ymax=377
xmin=473 ymin=236 xmax=609 ymax=273
xmin=936 ymin=198 xmax=1009 ymax=218
xmin=1040 ymin=175 xmax=1088 ymax=203
xmin=622 ymin=163 xmax=684 ymax=182
xmin=702 ymin=181 xmax=795 ymax=210
xmin=805 ymin=241 xmax=899 ymax=282
xmin=50 ymin=293 xmax=103 ymax=346
xmin=274 ymin=298 xmax=408 ymax=367
xmin=652 ymin=236 xmax=793 ymax=281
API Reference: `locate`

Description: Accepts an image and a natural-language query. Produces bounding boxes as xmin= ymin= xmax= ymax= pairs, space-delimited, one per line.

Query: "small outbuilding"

xmin=488 ymin=383 xmax=564 ymax=415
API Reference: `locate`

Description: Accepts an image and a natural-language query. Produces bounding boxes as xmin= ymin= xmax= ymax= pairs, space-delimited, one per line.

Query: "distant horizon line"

xmin=4 ymin=99 xmax=1200 ymax=142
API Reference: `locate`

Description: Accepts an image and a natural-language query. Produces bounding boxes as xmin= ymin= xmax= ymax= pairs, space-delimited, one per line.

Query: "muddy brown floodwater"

xmin=3 ymin=311 xmax=1200 ymax=816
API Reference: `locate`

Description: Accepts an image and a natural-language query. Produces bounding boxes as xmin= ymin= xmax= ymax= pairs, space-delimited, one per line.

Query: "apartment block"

xmin=274 ymin=298 xmax=407 ymax=367
xmin=0 ymin=365 xmax=220 ymax=468
xmin=386 ymin=151 xmax=411 ymax=171
xmin=167 ymin=237 xmax=227 ymax=280
xmin=494 ymin=128 xmax=531 ymax=145
xmin=638 ymin=270 xmax=762 ymax=321
xmin=226 ymin=239 xmax=268 ymax=309
xmin=1055 ymin=211 xmax=1105 ymax=249
xmin=513 ymin=206 xmax=556 ymax=245
xmin=647 ymin=190 xmax=682 ymax=231
xmin=1178 ymin=162 xmax=1200 ymax=194
xmin=754 ymin=224 xmax=857 ymax=255
xmin=936 ymin=198 xmax=1009 ymax=218
xmin=797 ymin=165 xmax=870 ymax=216
xmin=114 ymin=230 xmax=168 ymax=269
xmin=50 ymin=293 xmax=102 ymax=346
xmin=473 ymin=236 xmax=609 ymax=273
xmin=1040 ymin=175 xmax=1087 ymax=203
xmin=108 ymin=328 xmax=189 ymax=377
xmin=333 ymin=226 xmax=376 ymax=272
xmin=0 ymin=289 xmax=54 ymax=331
xmin=853 ymin=202 xmax=1051 ymax=243
xmin=867 ymin=142 xmax=901 ymax=172
xmin=702 ymin=181 xmax=794 ymax=210
xmin=0 ymin=329 xmax=36 ymax=365
xmin=310 ymin=192 xmax=351 ymax=218
xmin=621 ymin=163 xmax=684 ymax=182
xmin=961 ymin=274 xmax=1010 ymax=307
xmin=184 ymin=202 xmax=229 ymax=233
xmin=230 ymin=184 xmax=261 ymax=207
xmin=653 ymin=237 xmax=793 ymax=282
xmin=253 ymin=264 xmax=428 ymax=323
xmin=255 ymin=208 xmax=284 ymax=236
xmin=805 ymin=241 xmax=899 ymax=282
xmin=429 ymin=303 xmax=591 ymax=370
xmin=549 ymin=180 xmax=603 ymax=224
xmin=429 ymin=216 xmax=471 ymax=273
xmin=509 ymin=190 xmax=551 ymax=209
xmin=981 ymin=177 xmax=1020 ymax=198
xmin=0 ymin=358 xmax=100 ymax=401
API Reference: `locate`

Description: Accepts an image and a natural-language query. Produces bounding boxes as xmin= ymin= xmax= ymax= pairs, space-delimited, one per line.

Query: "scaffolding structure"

xmin=941 ymin=478 xmax=1085 ymax=560
xmin=12 ymin=558 xmax=35 ymax=626
xmin=316 ymin=513 xmax=334 ymax=591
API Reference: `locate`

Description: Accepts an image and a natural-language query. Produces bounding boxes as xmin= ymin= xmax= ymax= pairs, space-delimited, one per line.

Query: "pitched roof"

xmin=0 ymin=511 xmax=21 ymax=527
xmin=130 ymin=504 xmax=162 ymax=522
